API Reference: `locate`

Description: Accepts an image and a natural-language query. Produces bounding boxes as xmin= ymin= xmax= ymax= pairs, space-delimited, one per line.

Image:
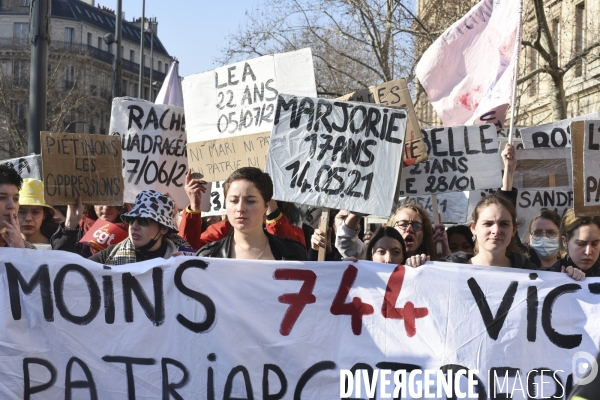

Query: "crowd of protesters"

xmin=0 ymin=142 xmax=598 ymax=281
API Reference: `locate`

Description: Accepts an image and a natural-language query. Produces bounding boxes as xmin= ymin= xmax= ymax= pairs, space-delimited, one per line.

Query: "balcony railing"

xmin=0 ymin=38 xmax=166 ymax=82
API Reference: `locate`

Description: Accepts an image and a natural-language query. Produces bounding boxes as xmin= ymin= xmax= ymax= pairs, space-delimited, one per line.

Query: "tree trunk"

xmin=549 ymin=74 xmax=568 ymax=120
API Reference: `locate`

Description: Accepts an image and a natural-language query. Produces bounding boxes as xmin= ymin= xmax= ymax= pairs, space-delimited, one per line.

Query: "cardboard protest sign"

xmin=40 ymin=132 xmax=123 ymax=206
xmin=183 ymin=49 xmax=316 ymax=180
xmin=0 ymin=154 xmax=41 ymax=179
xmin=520 ymin=112 xmax=599 ymax=149
xmin=79 ymin=219 xmax=128 ymax=252
xmin=511 ymin=148 xmax=572 ymax=189
xmin=399 ymin=192 xmax=469 ymax=224
xmin=187 ymin=132 xmax=270 ymax=182
xmin=338 ymin=78 xmax=428 ymax=166
xmin=469 ymin=187 xmax=573 ymax=241
xmin=1 ymin=249 xmax=599 ymax=398
xmin=398 ymin=125 xmax=502 ymax=197
xmin=109 ymin=98 xmax=188 ymax=208
xmin=572 ymin=120 xmax=600 ymax=216
xmin=266 ymin=95 xmax=406 ymax=216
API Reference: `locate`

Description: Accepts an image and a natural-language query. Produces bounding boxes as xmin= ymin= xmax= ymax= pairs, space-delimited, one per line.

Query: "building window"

xmin=101 ymin=72 xmax=106 ymax=88
xmin=13 ymin=23 xmax=29 ymax=43
xmin=158 ymin=60 xmax=162 ymax=73
xmin=13 ymin=60 xmax=27 ymax=87
xmin=97 ymin=37 xmax=102 ymax=50
xmin=20 ymin=0 xmax=29 ymax=6
xmin=108 ymin=43 xmax=113 ymax=54
xmin=64 ymin=27 xmax=74 ymax=46
xmin=87 ymin=32 xmax=92 ymax=46
xmin=65 ymin=65 xmax=75 ymax=89
xmin=122 ymin=79 xmax=128 ymax=96
xmin=130 ymin=49 xmax=135 ymax=61
xmin=165 ymin=63 xmax=168 ymax=73
xmin=574 ymin=2 xmax=585 ymax=78
xmin=144 ymin=86 xmax=149 ymax=100
xmin=134 ymin=83 xmax=139 ymax=97
xmin=528 ymin=48 xmax=538 ymax=97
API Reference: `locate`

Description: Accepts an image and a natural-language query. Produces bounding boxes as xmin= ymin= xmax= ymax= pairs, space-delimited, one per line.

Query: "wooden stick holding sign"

xmin=431 ymin=194 xmax=443 ymax=255
xmin=318 ymin=210 xmax=330 ymax=261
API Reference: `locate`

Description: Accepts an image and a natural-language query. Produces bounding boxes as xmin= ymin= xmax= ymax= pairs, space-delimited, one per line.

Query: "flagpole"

xmin=508 ymin=0 xmax=524 ymax=145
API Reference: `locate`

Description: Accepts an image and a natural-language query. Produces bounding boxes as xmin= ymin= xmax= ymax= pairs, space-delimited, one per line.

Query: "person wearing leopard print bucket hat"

xmin=89 ymin=190 xmax=190 ymax=266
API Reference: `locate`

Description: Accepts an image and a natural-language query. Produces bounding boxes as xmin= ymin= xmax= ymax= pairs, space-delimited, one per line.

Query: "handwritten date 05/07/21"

xmin=285 ymin=160 xmax=374 ymax=200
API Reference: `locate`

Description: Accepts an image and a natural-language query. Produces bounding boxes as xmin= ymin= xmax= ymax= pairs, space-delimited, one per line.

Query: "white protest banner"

xmin=183 ymin=48 xmax=316 ymax=142
xmin=109 ymin=98 xmax=188 ymax=208
xmin=399 ymin=192 xmax=469 ymax=224
xmin=398 ymin=125 xmax=502 ymax=197
xmin=469 ymin=187 xmax=573 ymax=241
xmin=520 ymin=112 xmax=600 ymax=149
xmin=583 ymin=120 xmax=600 ymax=207
xmin=0 ymin=154 xmax=41 ymax=179
xmin=266 ymin=94 xmax=406 ymax=216
xmin=2 ymin=249 xmax=600 ymax=399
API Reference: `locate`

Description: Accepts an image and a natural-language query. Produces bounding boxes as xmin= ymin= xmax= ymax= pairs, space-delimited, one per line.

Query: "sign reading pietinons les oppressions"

xmin=109 ymin=98 xmax=188 ymax=208
xmin=183 ymin=49 xmax=317 ymax=181
xmin=520 ymin=112 xmax=599 ymax=149
xmin=1 ymin=249 xmax=599 ymax=399
xmin=266 ymin=95 xmax=406 ymax=216
xmin=40 ymin=132 xmax=123 ymax=205
xmin=398 ymin=125 xmax=502 ymax=196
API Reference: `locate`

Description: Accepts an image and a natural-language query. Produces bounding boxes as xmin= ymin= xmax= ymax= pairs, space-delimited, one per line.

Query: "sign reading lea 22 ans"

xmin=109 ymin=98 xmax=188 ymax=208
xmin=398 ymin=125 xmax=502 ymax=196
xmin=1 ymin=249 xmax=599 ymax=398
xmin=266 ymin=94 xmax=407 ymax=217
xmin=40 ymin=132 xmax=123 ymax=206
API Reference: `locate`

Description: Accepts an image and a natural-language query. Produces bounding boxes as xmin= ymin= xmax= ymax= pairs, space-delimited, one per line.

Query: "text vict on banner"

xmin=40 ymin=132 xmax=123 ymax=205
xmin=265 ymin=94 xmax=407 ymax=216
xmin=398 ymin=125 xmax=502 ymax=196
xmin=109 ymin=98 xmax=188 ymax=208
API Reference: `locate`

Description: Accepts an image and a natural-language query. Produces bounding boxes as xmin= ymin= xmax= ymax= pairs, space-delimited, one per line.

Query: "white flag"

xmin=155 ymin=61 xmax=184 ymax=107
xmin=416 ymin=0 xmax=522 ymax=130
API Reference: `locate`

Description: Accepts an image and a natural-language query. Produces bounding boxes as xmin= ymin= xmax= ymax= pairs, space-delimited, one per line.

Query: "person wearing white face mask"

xmin=527 ymin=209 xmax=563 ymax=270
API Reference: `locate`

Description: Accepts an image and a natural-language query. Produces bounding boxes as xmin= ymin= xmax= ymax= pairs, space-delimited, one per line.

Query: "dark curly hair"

xmin=223 ymin=167 xmax=273 ymax=203
xmin=0 ymin=164 xmax=23 ymax=190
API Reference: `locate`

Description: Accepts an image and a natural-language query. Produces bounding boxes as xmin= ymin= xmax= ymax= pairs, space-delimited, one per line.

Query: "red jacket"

xmin=178 ymin=208 xmax=306 ymax=250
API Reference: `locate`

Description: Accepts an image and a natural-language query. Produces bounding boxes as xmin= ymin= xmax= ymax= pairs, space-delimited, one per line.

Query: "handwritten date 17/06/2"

xmin=285 ymin=160 xmax=374 ymax=200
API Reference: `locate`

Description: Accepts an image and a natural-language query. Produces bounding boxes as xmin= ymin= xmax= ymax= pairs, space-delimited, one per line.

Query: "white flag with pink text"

xmin=416 ymin=0 xmax=522 ymax=130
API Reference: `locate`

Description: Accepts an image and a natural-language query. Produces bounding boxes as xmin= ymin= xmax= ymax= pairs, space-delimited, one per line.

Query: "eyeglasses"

xmin=17 ymin=208 xmax=44 ymax=219
xmin=394 ymin=221 xmax=423 ymax=232
xmin=531 ymin=229 xmax=558 ymax=239
xmin=121 ymin=216 xmax=152 ymax=227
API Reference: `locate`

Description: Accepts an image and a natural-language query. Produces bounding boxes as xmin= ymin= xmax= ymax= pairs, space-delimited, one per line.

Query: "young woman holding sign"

xmin=196 ymin=167 xmax=306 ymax=260
xmin=549 ymin=209 xmax=600 ymax=277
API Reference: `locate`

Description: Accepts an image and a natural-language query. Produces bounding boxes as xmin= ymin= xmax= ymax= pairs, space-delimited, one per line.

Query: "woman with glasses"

xmin=17 ymin=179 xmax=58 ymax=249
xmin=549 ymin=209 xmax=600 ymax=277
xmin=527 ymin=209 xmax=562 ymax=270
xmin=89 ymin=190 xmax=190 ymax=265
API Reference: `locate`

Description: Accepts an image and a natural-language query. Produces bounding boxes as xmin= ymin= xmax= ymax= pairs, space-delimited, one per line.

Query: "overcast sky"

xmin=113 ymin=0 xmax=254 ymax=77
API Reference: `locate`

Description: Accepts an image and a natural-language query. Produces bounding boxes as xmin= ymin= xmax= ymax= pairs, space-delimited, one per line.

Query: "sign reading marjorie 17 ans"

xmin=109 ymin=97 xmax=189 ymax=209
xmin=398 ymin=125 xmax=502 ymax=196
xmin=266 ymin=94 xmax=406 ymax=217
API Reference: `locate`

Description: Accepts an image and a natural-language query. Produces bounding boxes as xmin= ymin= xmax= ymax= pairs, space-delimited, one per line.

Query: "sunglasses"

xmin=121 ymin=216 xmax=153 ymax=226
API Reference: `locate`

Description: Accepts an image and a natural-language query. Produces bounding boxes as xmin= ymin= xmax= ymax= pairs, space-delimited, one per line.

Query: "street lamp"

xmin=102 ymin=0 xmax=122 ymax=100
xmin=145 ymin=20 xmax=156 ymax=101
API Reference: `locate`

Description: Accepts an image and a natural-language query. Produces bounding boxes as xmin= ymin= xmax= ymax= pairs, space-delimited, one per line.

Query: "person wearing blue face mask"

xmin=528 ymin=209 xmax=562 ymax=270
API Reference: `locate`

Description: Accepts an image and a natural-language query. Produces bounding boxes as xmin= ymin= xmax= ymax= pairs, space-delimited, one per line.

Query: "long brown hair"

xmin=388 ymin=203 xmax=438 ymax=260
xmin=470 ymin=194 xmax=522 ymax=257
